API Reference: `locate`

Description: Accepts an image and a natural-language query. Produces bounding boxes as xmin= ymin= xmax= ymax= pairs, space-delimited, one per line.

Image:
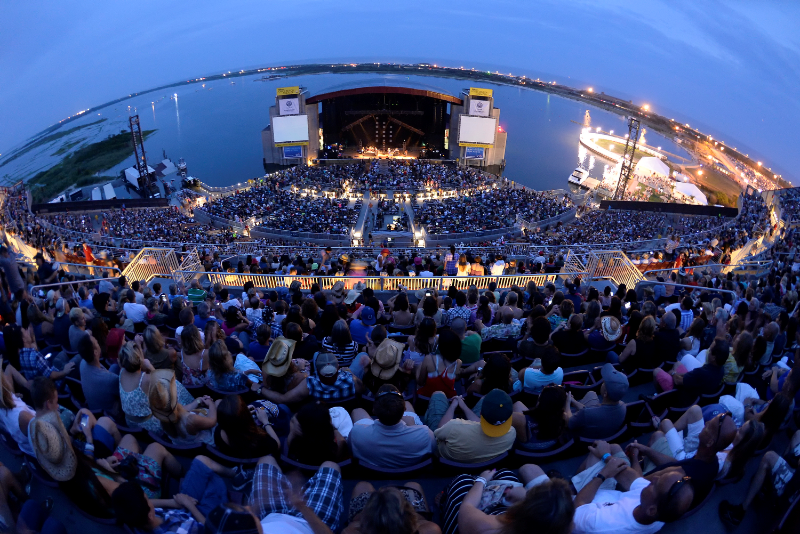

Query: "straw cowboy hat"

xmin=370 ymin=340 xmax=404 ymax=380
xmin=344 ymin=289 xmax=361 ymax=305
xmin=331 ymin=281 xmax=345 ymax=298
xmin=30 ymin=411 xmax=77 ymax=481
xmin=148 ymin=369 xmax=180 ymax=424
xmin=262 ymin=337 xmax=296 ymax=377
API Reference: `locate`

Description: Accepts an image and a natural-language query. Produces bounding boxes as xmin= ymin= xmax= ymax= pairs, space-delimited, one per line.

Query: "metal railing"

xmin=642 ymin=260 xmax=773 ymax=278
xmin=31 ymin=277 xmax=121 ymax=295
xmin=584 ymin=250 xmax=645 ymax=289
xmin=174 ymin=248 xmax=203 ymax=286
xmin=174 ymin=271 xmax=588 ymax=293
xmin=57 ymin=261 xmax=122 ymax=278
xmin=634 ymin=281 xmax=737 ymax=299
xmin=122 ymin=248 xmax=180 ymax=283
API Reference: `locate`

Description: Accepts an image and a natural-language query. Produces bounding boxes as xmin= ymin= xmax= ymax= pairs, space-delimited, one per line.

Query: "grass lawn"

xmin=28 ymin=129 xmax=156 ymax=202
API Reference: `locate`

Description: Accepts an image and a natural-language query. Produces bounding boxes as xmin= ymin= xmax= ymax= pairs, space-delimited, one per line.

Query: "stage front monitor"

xmin=458 ymin=115 xmax=496 ymax=145
xmin=273 ymin=115 xmax=309 ymax=143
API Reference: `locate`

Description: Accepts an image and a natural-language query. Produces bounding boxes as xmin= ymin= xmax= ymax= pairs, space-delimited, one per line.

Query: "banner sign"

xmin=276 ymin=86 xmax=300 ymax=96
xmin=283 ymin=145 xmax=303 ymax=159
xmin=279 ymin=97 xmax=300 ymax=115
xmin=469 ymin=87 xmax=493 ymax=97
xmin=464 ymin=146 xmax=485 ymax=159
xmin=275 ymin=141 xmax=309 ymax=147
xmin=469 ymin=99 xmax=490 ymax=116
xmin=459 ymin=142 xmax=493 ymax=148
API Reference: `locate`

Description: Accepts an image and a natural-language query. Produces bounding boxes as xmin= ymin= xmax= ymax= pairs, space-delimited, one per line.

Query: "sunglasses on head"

xmin=377 ymin=390 xmax=403 ymax=399
xmin=715 ymin=412 xmax=732 ymax=445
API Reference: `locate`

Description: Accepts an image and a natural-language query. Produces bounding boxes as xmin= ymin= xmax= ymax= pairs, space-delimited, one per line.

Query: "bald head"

xmin=499 ymin=306 xmax=514 ymax=325
xmin=662 ymin=312 xmax=676 ymax=330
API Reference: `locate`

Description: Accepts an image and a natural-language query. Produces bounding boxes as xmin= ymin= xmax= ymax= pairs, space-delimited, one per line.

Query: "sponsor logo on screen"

xmin=280 ymin=97 xmax=300 ymax=115
xmin=469 ymin=99 xmax=490 ymax=117
xmin=283 ymin=145 xmax=303 ymax=158
xmin=464 ymin=146 xmax=485 ymax=159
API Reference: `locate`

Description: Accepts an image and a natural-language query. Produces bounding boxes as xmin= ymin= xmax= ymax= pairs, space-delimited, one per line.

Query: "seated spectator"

xmin=566 ymin=441 xmax=695 ymax=534
xmin=450 ymin=318 xmax=481 ymax=365
xmin=415 ymin=295 xmax=443 ymax=327
xmin=722 ymin=331 xmax=752 ymax=384
xmin=654 ymin=338 xmax=728 ymax=395
xmin=186 ymin=279 xmax=207 ymax=306
xmin=248 ymin=454 xmax=343 ymax=532
xmin=282 ymin=321 xmax=321 ymax=362
xmin=322 ymin=319 xmax=360 ymax=368
xmin=68 ymin=307 xmax=89 ymax=352
xmin=122 ymin=289 xmax=148 ymax=330
xmin=52 ymin=298 xmax=71 ymax=348
xmin=627 ymin=405 xmax=737 ymax=507
xmin=406 ymin=318 xmax=439 ymax=367
xmin=118 ymin=339 xmax=193 ymax=433
xmin=586 ymin=316 xmax=622 ymax=356
xmin=428 ymin=389 xmax=516 ymax=463
xmin=617 ymin=315 xmax=658 ymax=371
xmin=260 ymin=352 xmax=363 ymax=404
xmin=567 ymin=363 xmax=628 ymax=440
xmin=443 ymin=468 xmax=574 ymax=534
xmin=213 ymin=394 xmax=279 ymax=459
xmin=178 ymin=324 xmax=209 ymax=387
xmin=344 ymin=483 xmax=440 ymax=534
xmin=515 ymin=345 xmax=563 ymax=394
xmin=111 ymin=455 xmax=240 ymax=533
xmin=350 ymin=306 xmax=376 ymax=347
xmin=417 ymin=330 xmax=462 ymax=399
xmin=551 ymin=313 xmax=590 ymax=355
xmin=248 ymin=323 xmax=272 ymax=362
xmin=518 ymin=316 xmax=553 ymax=362
xmin=148 ymin=369 xmax=217 ymax=446
xmin=474 ymin=307 xmax=521 ymax=342
xmin=718 ymin=428 xmax=800 ymax=527
xmin=467 ymin=353 xmax=514 ymax=405
xmin=144 ymin=297 xmax=168 ymax=327
xmin=142 ymin=325 xmax=177 ymax=371
xmin=653 ymin=312 xmax=682 ymax=365
xmin=349 ymin=384 xmax=435 ymax=469
xmin=207 ymin=339 xmax=261 ymax=393
xmin=286 ymin=402 xmax=349 ymax=465
xmin=0 ymin=372 xmax=36 ymax=455
xmin=511 ymin=385 xmax=569 ymax=450
xmin=77 ymin=334 xmax=121 ymax=419
xmin=442 ymin=291 xmax=472 ymax=327
xmin=17 ymin=323 xmax=75 ymax=382
xmin=362 ymin=334 xmax=413 ymax=394
xmin=192 ymin=302 xmax=215 ymax=331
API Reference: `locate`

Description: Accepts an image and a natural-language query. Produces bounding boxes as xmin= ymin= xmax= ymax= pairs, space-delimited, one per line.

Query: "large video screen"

xmin=458 ymin=115 xmax=496 ymax=145
xmin=273 ymin=115 xmax=309 ymax=143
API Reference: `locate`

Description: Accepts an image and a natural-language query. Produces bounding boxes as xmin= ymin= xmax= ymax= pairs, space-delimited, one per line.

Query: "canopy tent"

xmin=674 ymin=182 xmax=708 ymax=205
xmin=634 ymin=157 xmax=670 ymax=177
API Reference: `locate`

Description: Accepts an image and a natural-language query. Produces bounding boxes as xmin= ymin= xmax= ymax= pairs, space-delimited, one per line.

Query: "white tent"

xmin=124 ymin=166 xmax=155 ymax=188
xmin=674 ymin=182 xmax=708 ymax=205
xmin=634 ymin=157 xmax=670 ymax=177
xmin=103 ymin=183 xmax=116 ymax=200
xmin=91 ymin=187 xmax=102 ymax=201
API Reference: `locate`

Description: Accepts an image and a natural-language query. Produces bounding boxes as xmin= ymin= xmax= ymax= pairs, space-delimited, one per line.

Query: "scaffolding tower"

xmin=129 ymin=114 xmax=152 ymax=191
xmin=613 ymin=117 xmax=641 ymax=200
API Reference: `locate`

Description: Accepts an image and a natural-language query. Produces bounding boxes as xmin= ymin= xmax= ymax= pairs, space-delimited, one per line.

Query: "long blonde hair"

xmin=119 ymin=341 xmax=145 ymax=372
xmin=143 ymin=325 xmax=165 ymax=353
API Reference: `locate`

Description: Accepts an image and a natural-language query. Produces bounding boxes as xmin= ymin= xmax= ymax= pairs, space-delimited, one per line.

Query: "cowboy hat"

xmin=601 ymin=316 xmax=622 ymax=342
xmin=30 ymin=411 xmax=77 ymax=481
xmin=331 ymin=281 xmax=345 ymax=298
xmin=344 ymin=289 xmax=361 ymax=305
xmin=262 ymin=337 xmax=296 ymax=377
xmin=148 ymin=369 xmax=180 ymax=424
xmin=370 ymin=339 xmax=404 ymax=380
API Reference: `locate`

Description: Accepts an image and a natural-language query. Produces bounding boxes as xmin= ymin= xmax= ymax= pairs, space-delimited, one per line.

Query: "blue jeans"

xmin=348 ymin=352 xmax=369 ymax=380
xmin=17 ymin=500 xmax=67 ymax=534
xmin=606 ymin=351 xmax=620 ymax=364
xmin=235 ymin=331 xmax=250 ymax=350
xmin=180 ymin=459 xmax=228 ymax=518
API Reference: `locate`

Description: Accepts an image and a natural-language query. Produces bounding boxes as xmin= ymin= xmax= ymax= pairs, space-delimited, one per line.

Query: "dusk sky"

xmin=1 ymin=0 xmax=798 ymax=180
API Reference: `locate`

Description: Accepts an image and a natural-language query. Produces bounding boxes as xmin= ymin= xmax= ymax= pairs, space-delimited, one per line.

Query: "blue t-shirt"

xmin=701 ymin=403 xmax=727 ymax=422
xmin=248 ymin=341 xmax=271 ymax=362
xmin=349 ymin=320 xmax=374 ymax=346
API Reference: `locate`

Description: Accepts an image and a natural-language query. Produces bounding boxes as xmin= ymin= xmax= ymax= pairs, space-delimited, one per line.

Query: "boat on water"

xmin=177 ymin=158 xmax=187 ymax=174
xmin=568 ymin=167 xmax=589 ymax=187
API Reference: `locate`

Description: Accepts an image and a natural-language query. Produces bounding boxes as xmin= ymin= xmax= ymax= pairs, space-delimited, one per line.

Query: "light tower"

xmin=128 ymin=114 xmax=152 ymax=192
xmin=613 ymin=117 xmax=641 ymax=200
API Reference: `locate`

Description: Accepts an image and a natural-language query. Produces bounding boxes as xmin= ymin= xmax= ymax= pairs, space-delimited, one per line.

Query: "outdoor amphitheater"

xmin=1 ymin=70 xmax=799 ymax=534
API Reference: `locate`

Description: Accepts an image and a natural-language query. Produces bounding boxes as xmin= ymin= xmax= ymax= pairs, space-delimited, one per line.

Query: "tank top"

xmin=417 ymin=354 xmax=458 ymax=398
xmin=180 ymin=350 xmax=209 ymax=387
xmin=0 ymin=397 xmax=35 ymax=456
xmin=119 ymin=372 xmax=163 ymax=433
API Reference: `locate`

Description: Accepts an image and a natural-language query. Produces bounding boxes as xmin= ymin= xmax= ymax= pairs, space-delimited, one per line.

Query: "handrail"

xmin=635 ymin=280 xmax=737 ymax=298
xmin=642 ymin=261 xmax=773 ymax=277
xmin=31 ymin=277 xmax=121 ymax=294
xmin=174 ymin=270 xmax=589 ymax=292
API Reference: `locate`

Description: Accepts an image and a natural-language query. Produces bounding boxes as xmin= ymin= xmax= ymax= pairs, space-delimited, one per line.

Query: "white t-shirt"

xmin=572 ymin=478 xmax=663 ymax=534
xmin=490 ymin=262 xmax=505 ymax=276
xmin=123 ymin=302 xmax=148 ymax=323
xmin=221 ymin=299 xmax=242 ymax=311
xmin=175 ymin=326 xmax=205 ymax=342
xmin=261 ymin=514 xmax=312 ymax=534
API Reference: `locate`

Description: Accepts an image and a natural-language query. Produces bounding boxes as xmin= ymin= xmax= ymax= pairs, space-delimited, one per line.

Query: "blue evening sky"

xmin=1 ymin=0 xmax=798 ymax=180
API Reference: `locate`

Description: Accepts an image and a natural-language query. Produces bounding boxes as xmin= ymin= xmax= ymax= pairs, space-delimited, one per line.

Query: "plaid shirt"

xmin=19 ymin=348 xmax=54 ymax=380
xmin=146 ymin=509 xmax=201 ymax=534
xmin=250 ymin=463 xmax=342 ymax=530
xmin=480 ymin=321 xmax=522 ymax=341
xmin=306 ymin=370 xmax=356 ymax=401
xmin=443 ymin=305 xmax=472 ymax=327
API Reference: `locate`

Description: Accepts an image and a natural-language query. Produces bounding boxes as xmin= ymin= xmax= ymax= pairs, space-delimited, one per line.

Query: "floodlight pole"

xmin=129 ymin=114 xmax=151 ymax=191
xmin=613 ymin=117 xmax=641 ymax=200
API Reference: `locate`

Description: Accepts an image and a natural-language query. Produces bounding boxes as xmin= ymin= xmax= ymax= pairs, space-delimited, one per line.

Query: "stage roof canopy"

xmin=675 ymin=182 xmax=708 ymax=205
xmin=307 ymin=86 xmax=463 ymax=105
